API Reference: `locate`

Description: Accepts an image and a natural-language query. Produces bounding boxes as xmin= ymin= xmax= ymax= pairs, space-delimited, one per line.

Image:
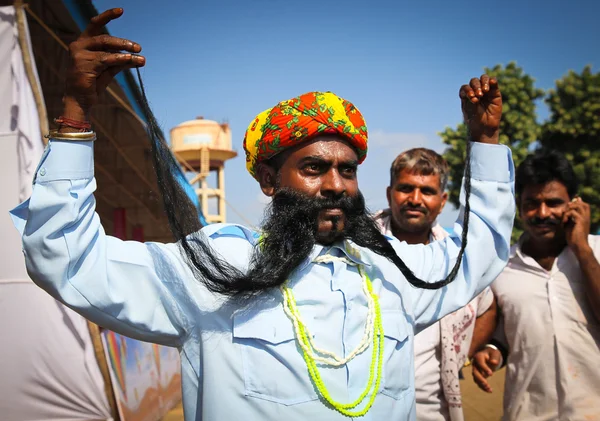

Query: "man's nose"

xmin=537 ymin=203 xmax=551 ymax=219
xmin=408 ymin=189 xmax=422 ymax=205
xmin=321 ymin=170 xmax=346 ymax=198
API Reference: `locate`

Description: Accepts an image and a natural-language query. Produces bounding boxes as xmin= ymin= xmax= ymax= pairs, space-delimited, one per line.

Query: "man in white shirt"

xmin=375 ymin=148 xmax=497 ymax=421
xmin=472 ymin=150 xmax=600 ymax=420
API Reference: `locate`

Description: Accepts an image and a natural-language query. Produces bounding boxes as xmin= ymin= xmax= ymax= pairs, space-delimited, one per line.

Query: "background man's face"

xmin=519 ymin=180 xmax=571 ymax=243
xmin=387 ymin=170 xmax=447 ymax=234
xmin=262 ymin=136 xmax=360 ymax=244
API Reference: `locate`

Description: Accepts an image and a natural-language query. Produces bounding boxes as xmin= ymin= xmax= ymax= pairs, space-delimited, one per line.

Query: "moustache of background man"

xmin=527 ymin=216 xmax=561 ymax=227
xmin=400 ymin=203 xmax=429 ymax=218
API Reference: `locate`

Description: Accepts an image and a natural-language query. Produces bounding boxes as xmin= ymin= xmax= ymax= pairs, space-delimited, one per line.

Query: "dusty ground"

xmin=462 ymin=367 xmax=506 ymax=420
xmin=161 ymin=368 xmax=506 ymax=420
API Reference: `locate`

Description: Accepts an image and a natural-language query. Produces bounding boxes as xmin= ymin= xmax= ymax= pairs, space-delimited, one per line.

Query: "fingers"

xmin=78 ymin=34 xmax=142 ymax=53
xmin=488 ymin=77 xmax=499 ymax=93
xmin=99 ymin=52 xmax=145 ymax=68
xmin=563 ymin=199 xmax=590 ymax=224
xmin=480 ymin=74 xmax=490 ymax=93
xmin=459 ymin=84 xmax=478 ymax=104
xmin=473 ymin=353 xmax=494 ymax=377
xmin=472 ymin=366 xmax=493 ymax=393
xmin=82 ymin=8 xmax=124 ymax=38
xmin=470 ymin=77 xmax=483 ymax=101
xmin=563 ymin=209 xmax=575 ymax=225
xmin=569 ymin=198 xmax=590 ymax=214
xmin=459 ymin=74 xmax=500 ymax=104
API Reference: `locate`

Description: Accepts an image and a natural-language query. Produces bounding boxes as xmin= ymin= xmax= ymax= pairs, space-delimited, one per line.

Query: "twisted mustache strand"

xmin=134 ymin=68 xmax=473 ymax=294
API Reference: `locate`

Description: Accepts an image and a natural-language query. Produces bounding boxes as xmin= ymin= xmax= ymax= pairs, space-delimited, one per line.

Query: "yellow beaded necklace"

xmin=280 ymin=260 xmax=384 ymax=417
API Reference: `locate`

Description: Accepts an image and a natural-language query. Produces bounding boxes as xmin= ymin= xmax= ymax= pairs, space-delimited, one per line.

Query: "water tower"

xmin=170 ymin=117 xmax=237 ymax=223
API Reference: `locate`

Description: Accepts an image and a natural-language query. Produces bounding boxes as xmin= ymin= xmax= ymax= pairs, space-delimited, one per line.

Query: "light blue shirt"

xmin=11 ymin=140 xmax=515 ymax=421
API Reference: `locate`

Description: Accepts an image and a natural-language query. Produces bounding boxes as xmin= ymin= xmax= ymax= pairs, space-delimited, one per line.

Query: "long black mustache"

xmin=134 ymin=68 xmax=473 ymax=297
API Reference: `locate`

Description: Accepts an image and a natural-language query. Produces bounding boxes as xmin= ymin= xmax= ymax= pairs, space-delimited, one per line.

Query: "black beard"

xmin=183 ymin=189 xmax=389 ymax=300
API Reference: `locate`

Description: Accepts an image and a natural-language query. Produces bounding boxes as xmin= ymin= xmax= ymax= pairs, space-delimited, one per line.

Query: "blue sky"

xmin=93 ymin=0 xmax=599 ymax=228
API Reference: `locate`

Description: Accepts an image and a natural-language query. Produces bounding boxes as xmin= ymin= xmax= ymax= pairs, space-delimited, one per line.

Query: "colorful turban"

xmin=243 ymin=91 xmax=368 ymax=179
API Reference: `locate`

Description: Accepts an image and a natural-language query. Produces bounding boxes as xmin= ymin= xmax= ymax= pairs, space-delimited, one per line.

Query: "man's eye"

xmin=305 ymin=164 xmax=321 ymax=173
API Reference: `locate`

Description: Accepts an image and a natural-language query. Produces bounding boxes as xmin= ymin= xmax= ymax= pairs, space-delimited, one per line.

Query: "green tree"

xmin=440 ymin=62 xmax=545 ymax=242
xmin=540 ymin=65 xmax=600 ymax=232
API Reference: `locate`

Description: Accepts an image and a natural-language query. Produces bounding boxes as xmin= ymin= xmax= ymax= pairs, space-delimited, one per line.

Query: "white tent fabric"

xmin=0 ymin=5 xmax=112 ymax=420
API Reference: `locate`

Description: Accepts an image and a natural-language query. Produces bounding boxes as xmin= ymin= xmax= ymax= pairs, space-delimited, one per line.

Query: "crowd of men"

xmin=378 ymin=147 xmax=600 ymax=420
xmin=10 ymin=7 xmax=599 ymax=421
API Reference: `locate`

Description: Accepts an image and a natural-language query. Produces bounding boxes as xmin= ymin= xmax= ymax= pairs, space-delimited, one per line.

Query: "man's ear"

xmin=256 ymin=163 xmax=277 ymax=197
xmin=386 ymin=186 xmax=392 ymax=207
xmin=440 ymin=192 xmax=448 ymax=211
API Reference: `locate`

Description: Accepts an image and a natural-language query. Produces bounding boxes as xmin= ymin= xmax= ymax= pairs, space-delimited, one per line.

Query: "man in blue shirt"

xmin=11 ymin=8 xmax=515 ymax=421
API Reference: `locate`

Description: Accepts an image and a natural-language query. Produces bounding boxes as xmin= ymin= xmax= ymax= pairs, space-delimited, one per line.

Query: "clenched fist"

xmin=459 ymin=75 xmax=502 ymax=144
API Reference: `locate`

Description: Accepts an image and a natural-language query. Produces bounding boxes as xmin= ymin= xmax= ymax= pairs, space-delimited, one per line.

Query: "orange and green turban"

xmin=243 ymin=91 xmax=368 ymax=179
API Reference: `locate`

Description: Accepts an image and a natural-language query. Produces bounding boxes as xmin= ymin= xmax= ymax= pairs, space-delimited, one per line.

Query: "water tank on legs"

xmin=170 ymin=117 xmax=237 ymax=223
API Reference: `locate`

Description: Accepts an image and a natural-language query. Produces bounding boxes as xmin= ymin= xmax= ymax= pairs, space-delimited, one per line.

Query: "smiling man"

xmin=11 ymin=8 xmax=515 ymax=421
xmin=375 ymin=149 xmax=497 ymax=421
xmin=472 ymin=150 xmax=600 ymax=420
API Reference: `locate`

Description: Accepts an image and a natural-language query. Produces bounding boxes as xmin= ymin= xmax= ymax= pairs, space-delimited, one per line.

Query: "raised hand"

xmin=459 ymin=75 xmax=502 ymax=144
xmin=471 ymin=346 xmax=502 ymax=393
xmin=62 ymin=8 xmax=145 ymax=125
xmin=563 ymin=197 xmax=592 ymax=255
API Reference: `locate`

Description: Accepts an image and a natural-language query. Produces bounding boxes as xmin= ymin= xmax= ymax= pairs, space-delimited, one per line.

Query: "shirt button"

xmin=39 ymin=168 xmax=46 ymax=176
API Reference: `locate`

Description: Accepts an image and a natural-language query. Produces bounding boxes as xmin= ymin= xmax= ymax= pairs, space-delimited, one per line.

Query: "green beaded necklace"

xmin=280 ymin=265 xmax=384 ymax=417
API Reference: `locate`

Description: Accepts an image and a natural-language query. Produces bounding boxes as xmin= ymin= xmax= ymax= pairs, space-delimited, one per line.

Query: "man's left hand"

xmin=563 ymin=197 xmax=592 ymax=255
xmin=459 ymin=75 xmax=502 ymax=144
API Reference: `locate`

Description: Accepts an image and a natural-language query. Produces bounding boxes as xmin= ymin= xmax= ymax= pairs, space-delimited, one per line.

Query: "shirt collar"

xmin=296 ymin=239 xmax=371 ymax=273
xmin=512 ymin=234 xmax=572 ymax=273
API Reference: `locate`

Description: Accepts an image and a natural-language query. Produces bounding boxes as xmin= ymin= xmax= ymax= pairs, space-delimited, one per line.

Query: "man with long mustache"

xmin=11 ymin=8 xmax=515 ymax=421
xmin=472 ymin=150 xmax=600 ymax=420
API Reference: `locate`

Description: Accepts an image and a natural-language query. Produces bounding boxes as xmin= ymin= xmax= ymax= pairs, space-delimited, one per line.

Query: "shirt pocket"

xmin=380 ymin=311 xmax=413 ymax=400
xmin=232 ymin=307 xmax=319 ymax=405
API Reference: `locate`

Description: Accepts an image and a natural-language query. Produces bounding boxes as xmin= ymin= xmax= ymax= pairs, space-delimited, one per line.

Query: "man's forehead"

xmin=394 ymin=169 xmax=441 ymax=186
xmin=286 ymin=136 xmax=359 ymax=161
xmin=521 ymin=180 xmax=569 ymax=199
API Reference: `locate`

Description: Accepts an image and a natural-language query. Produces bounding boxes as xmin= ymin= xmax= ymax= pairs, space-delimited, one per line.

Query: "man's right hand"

xmin=62 ymin=8 xmax=145 ymax=126
xmin=471 ymin=346 xmax=502 ymax=393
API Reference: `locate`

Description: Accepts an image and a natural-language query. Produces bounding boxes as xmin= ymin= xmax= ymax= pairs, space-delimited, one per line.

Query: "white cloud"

xmin=368 ymin=130 xmax=447 ymax=155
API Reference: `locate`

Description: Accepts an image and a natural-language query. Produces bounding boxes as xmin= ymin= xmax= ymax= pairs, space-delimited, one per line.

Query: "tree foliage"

xmin=540 ymin=65 xmax=600 ymax=232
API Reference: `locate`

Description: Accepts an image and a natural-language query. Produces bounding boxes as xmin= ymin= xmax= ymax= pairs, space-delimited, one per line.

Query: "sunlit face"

xmin=386 ymin=169 xmax=447 ymax=234
xmin=519 ymin=180 xmax=571 ymax=244
xmin=257 ymin=136 xmax=360 ymax=244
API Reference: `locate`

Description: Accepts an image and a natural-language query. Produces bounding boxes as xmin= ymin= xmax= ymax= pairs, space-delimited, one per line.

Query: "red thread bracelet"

xmin=54 ymin=116 xmax=92 ymax=131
